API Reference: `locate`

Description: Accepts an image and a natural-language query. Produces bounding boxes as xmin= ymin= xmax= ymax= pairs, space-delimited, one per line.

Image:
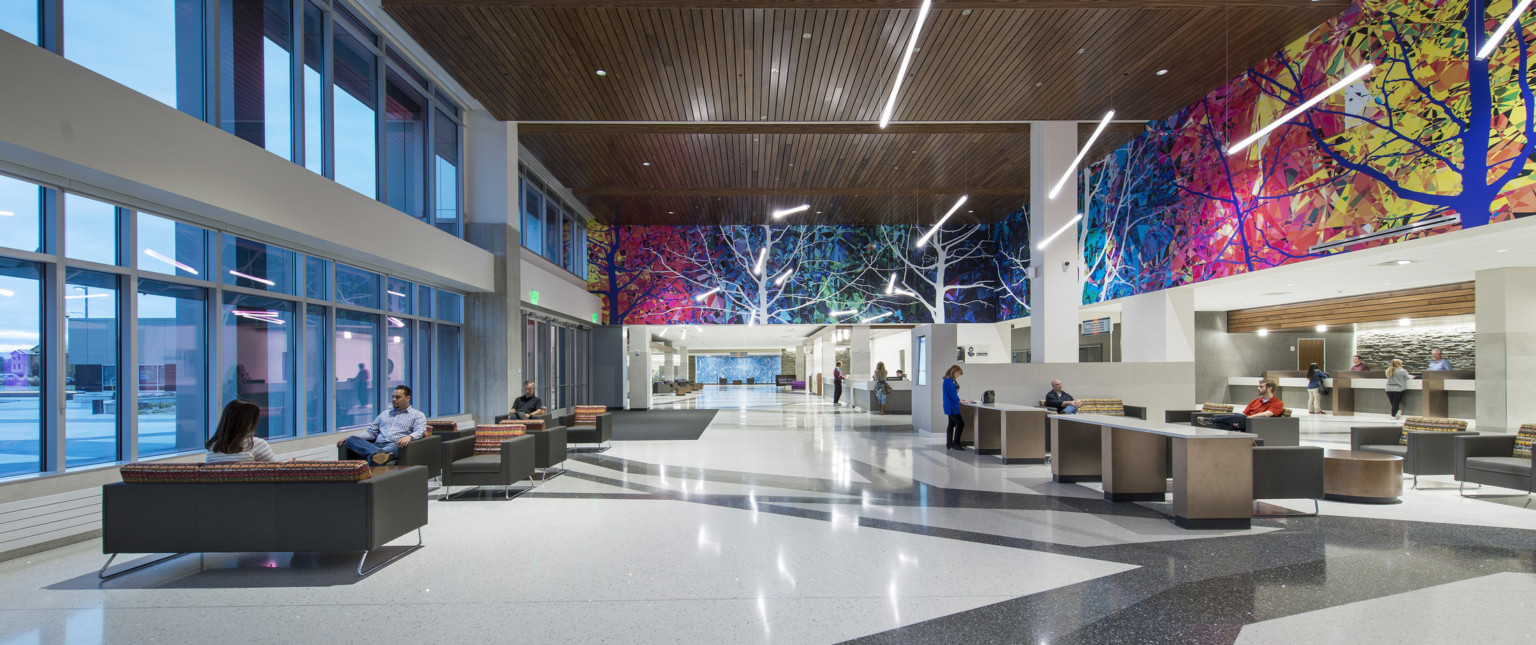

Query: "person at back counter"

xmin=1202 ymin=378 xmax=1284 ymax=431
xmin=1427 ymin=349 xmax=1452 ymax=371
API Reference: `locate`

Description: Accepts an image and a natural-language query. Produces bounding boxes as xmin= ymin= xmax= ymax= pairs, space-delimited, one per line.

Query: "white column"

xmin=818 ymin=335 xmax=834 ymax=398
xmin=463 ymin=113 xmax=521 ymax=421
xmin=1476 ymin=268 xmax=1536 ymax=433
xmin=1120 ymin=289 xmax=1196 ymax=362
xmin=911 ymin=324 xmax=958 ymax=433
xmin=1029 ymin=121 xmax=1081 ymax=364
xmin=678 ymin=346 xmax=690 ymax=383
xmin=628 ymin=326 xmax=652 ymax=410
xmin=850 ymin=326 xmax=872 ymax=380
xmin=795 ymin=345 xmax=807 ymax=380
xmin=663 ymin=347 xmax=676 ymax=381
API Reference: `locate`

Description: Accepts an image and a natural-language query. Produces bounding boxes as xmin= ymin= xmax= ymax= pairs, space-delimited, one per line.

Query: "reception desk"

xmin=851 ymin=380 xmax=912 ymax=414
xmin=1256 ymin=370 xmax=1475 ymax=418
xmin=959 ymin=402 xmax=1049 ymax=464
xmin=1052 ymin=413 xmax=1257 ymax=529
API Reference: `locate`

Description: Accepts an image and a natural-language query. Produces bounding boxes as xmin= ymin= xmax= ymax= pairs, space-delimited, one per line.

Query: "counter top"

xmin=962 ymin=402 xmax=1047 ymax=412
xmin=1050 ymin=413 xmax=1258 ymax=440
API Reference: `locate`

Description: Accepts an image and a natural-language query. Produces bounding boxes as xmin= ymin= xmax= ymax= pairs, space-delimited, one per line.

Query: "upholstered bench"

xmin=102 ymin=461 xmax=428 ymax=578
xmin=1165 ymin=403 xmax=1234 ymax=424
xmin=1454 ymin=424 xmax=1535 ymax=496
xmin=1353 ymin=416 xmax=1476 ymax=487
xmin=1041 ymin=398 xmax=1148 ymax=420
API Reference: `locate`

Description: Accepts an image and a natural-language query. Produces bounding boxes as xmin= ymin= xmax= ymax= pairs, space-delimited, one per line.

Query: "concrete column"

xmin=628 ymin=326 xmax=652 ymax=410
xmin=463 ymin=113 xmax=521 ymax=422
xmin=1029 ymin=120 xmax=1081 ymax=364
xmin=678 ymin=346 xmax=689 ymax=382
xmin=663 ymin=345 xmax=676 ymax=381
xmin=850 ymin=326 xmax=872 ymax=380
xmin=1121 ymin=289 xmax=1196 ymax=362
xmin=795 ymin=345 xmax=807 ymax=380
xmin=911 ymin=324 xmax=958 ymax=433
xmin=1475 ymin=268 xmax=1536 ymax=433
xmin=817 ymin=336 xmax=832 ymax=397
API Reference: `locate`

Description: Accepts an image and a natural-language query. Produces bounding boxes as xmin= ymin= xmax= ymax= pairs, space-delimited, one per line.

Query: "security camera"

xmin=1061 ymin=261 xmax=1072 ymax=270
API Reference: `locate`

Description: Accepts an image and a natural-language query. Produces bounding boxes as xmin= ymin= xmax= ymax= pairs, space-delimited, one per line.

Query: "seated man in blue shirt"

xmin=1044 ymin=380 xmax=1082 ymax=414
xmin=337 ymin=385 xmax=427 ymax=465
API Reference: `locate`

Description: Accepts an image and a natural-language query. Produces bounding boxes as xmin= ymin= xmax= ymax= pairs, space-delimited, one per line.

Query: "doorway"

xmin=1297 ymin=338 xmax=1325 ymax=371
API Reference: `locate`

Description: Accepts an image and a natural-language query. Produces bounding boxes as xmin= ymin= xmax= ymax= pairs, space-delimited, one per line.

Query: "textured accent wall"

xmin=1356 ymin=325 xmax=1476 ymax=372
xmin=695 ymin=355 xmax=780 ymax=385
xmin=1083 ymin=0 xmax=1535 ymax=304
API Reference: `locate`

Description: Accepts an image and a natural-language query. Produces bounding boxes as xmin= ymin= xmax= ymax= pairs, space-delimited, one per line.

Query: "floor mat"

xmin=610 ymin=409 xmax=720 ymax=441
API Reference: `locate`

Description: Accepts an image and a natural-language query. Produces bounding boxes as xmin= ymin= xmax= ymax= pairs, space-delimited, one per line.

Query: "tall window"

xmin=335 ymin=309 xmax=378 ymax=428
xmin=433 ymin=109 xmax=460 ymax=235
xmin=332 ymin=26 xmax=377 ymax=199
xmin=386 ymin=318 xmax=410 ymax=403
xmin=222 ymin=294 xmax=296 ymax=439
xmin=415 ymin=320 xmax=431 ymax=414
xmin=137 ymin=280 xmax=207 ymax=457
xmin=137 ymin=212 xmax=207 ymax=279
xmin=65 ymin=194 xmax=119 ymax=265
xmin=64 ymin=0 xmax=205 ymax=118
xmin=220 ymin=0 xmax=294 ymax=160
xmin=0 ymin=258 xmax=43 ymax=478
xmin=435 ymin=324 xmax=460 ymax=415
xmin=223 ymin=235 xmax=297 ymax=294
xmin=335 ymin=264 xmax=380 ymax=309
xmin=523 ymin=182 xmax=543 ymax=256
xmin=0 ymin=174 xmax=42 ymax=254
xmin=0 ymin=0 xmax=39 ymax=44
xmin=385 ymin=68 xmax=427 ymax=220
xmin=64 ymin=269 xmax=120 ymax=468
xmin=304 ymin=304 xmax=328 ymax=434
xmin=544 ymin=199 xmax=561 ymax=265
xmin=302 ymin=1 xmax=325 ymax=175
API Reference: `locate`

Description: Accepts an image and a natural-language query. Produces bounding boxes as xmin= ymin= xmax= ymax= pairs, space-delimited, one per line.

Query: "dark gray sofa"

xmin=1353 ymin=424 xmax=1477 ymax=487
xmin=1454 ymin=435 xmax=1534 ymax=497
xmin=101 ymin=465 xmax=428 ymax=578
xmin=442 ymin=433 xmax=536 ymax=498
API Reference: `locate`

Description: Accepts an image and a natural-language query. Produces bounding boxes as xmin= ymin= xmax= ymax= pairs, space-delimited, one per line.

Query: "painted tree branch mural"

xmin=877 ymin=225 xmax=997 ymax=324
xmin=1082 ymin=0 xmax=1536 ymax=304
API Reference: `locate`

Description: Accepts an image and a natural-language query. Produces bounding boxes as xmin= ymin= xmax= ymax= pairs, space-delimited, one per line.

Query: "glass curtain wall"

xmin=219 ymin=0 xmax=293 ymax=159
xmin=0 ymin=171 xmax=466 ymax=478
xmin=520 ymin=313 xmax=592 ymax=415
xmin=518 ymin=167 xmax=587 ymax=281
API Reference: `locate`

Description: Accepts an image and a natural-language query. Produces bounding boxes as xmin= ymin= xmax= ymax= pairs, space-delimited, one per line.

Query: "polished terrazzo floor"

xmin=0 ymin=388 xmax=1533 ymax=644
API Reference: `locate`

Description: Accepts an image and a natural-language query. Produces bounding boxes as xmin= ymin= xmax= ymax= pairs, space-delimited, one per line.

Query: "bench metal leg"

xmin=357 ymin=528 xmax=423 ymax=576
xmin=99 ymin=552 xmax=190 ymax=580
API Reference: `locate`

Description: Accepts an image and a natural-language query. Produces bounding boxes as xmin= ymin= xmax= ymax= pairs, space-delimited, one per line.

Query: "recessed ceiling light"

xmin=1399 ymin=318 xmax=1411 ymax=326
xmin=668 ymin=211 xmax=674 ymax=214
xmin=642 ymin=162 xmax=651 ymax=166
xmin=1035 ymin=82 xmax=1043 ymax=87
xmin=595 ymin=70 xmax=607 ymax=76
xmin=968 ymin=210 xmax=973 ymax=213
xmin=1316 ymin=324 xmax=1328 ymax=332
xmin=1393 ymin=260 xmax=1412 ymax=265
xmin=1077 ymin=48 xmax=1085 ymax=54
xmin=803 ymin=33 xmax=811 ymax=38
xmin=961 ymin=8 xmax=972 ymax=15
xmin=1156 ymin=69 xmax=1169 ymax=76
xmin=1497 ymin=248 xmax=1509 ymax=252
xmin=771 ymin=68 xmax=778 ymax=73
xmin=1257 ymin=328 xmax=1269 ymax=337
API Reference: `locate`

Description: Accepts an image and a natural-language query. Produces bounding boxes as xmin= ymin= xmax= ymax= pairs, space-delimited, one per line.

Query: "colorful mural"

xmin=694 ymin=355 xmax=782 ymax=385
xmin=587 ymin=211 xmax=1029 ymax=325
xmin=1083 ymin=0 xmax=1536 ymax=303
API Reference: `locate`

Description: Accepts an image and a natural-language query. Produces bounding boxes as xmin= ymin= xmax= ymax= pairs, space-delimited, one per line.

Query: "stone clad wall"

xmin=1356 ymin=325 xmax=1475 ymax=372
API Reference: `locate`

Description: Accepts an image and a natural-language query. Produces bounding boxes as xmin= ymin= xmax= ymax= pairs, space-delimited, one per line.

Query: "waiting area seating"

xmin=1252 ymin=446 xmax=1325 ymax=516
xmin=1041 ymin=397 xmax=1148 ymax=420
xmin=442 ymin=424 xmax=537 ymax=499
xmin=559 ymin=405 xmax=614 ymax=451
xmin=103 ymin=461 xmax=428 ymax=578
xmin=1353 ymin=417 xmax=1475 ymax=488
xmin=339 ymin=424 xmax=445 ymax=479
xmin=1454 ymin=424 xmax=1535 ymax=497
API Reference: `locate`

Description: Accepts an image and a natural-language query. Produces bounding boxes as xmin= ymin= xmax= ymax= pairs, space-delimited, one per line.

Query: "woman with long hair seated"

xmin=205 ymin=399 xmax=276 ymax=463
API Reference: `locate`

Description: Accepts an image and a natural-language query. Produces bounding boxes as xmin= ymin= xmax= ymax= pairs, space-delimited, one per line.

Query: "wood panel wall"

xmin=1226 ymin=283 xmax=1476 ymax=333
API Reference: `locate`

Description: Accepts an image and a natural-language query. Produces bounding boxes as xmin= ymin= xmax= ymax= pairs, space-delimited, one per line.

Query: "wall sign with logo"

xmin=1081 ymin=317 xmax=1112 ymax=336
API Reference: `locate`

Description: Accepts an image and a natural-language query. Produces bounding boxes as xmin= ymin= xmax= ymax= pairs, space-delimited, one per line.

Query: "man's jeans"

xmin=343 ymin=435 xmax=400 ymax=462
xmin=1059 ymin=404 xmax=1078 ymax=414
xmin=1211 ymin=413 xmax=1247 ymax=431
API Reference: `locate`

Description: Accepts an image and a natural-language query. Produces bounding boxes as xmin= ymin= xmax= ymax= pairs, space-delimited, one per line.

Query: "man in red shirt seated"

xmin=1207 ymin=378 xmax=1284 ymax=431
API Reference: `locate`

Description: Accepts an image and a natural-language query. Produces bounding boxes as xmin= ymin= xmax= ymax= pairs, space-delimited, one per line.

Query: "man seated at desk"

xmin=1044 ymin=380 xmax=1083 ymax=414
xmin=507 ymin=380 xmax=547 ymax=420
xmin=1202 ymin=378 xmax=1283 ymax=431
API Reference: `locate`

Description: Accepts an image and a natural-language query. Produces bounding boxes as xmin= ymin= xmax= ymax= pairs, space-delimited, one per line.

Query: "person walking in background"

xmin=943 ymin=365 xmax=967 ymax=449
xmin=1385 ymin=359 xmax=1412 ymax=419
xmin=353 ymin=362 xmax=370 ymax=408
xmin=873 ymin=361 xmax=889 ymax=415
xmin=205 ymin=399 xmax=276 ymax=463
xmin=833 ymin=361 xmax=845 ymax=406
xmin=1427 ymin=349 xmax=1452 ymax=371
xmin=1306 ymin=362 xmax=1328 ymax=414
xmin=1350 ymin=355 xmax=1370 ymax=371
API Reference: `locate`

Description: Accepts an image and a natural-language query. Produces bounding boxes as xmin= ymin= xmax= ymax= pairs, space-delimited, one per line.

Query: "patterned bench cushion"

xmin=1515 ymin=424 xmax=1536 ymax=459
xmin=121 ymin=461 xmax=373 ymax=483
xmin=474 ymin=424 xmax=526 ymax=455
xmin=1077 ymin=398 xmax=1125 ymax=416
xmin=1201 ymin=403 xmax=1234 ymax=414
xmin=573 ymin=405 xmax=607 ymax=426
xmin=426 ymin=420 xmax=460 ymax=436
xmin=1400 ymin=417 xmax=1468 ymax=445
xmin=519 ymin=418 xmax=546 ymax=431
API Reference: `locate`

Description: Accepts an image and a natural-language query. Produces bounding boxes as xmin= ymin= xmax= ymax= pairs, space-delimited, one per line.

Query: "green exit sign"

xmin=529 ymin=290 xmax=539 ymax=305
xmin=591 ymin=313 xmax=600 ymax=323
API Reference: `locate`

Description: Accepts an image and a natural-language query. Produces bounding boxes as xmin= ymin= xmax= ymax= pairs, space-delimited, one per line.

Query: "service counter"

xmin=958 ymin=402 xmax=1049 ymax=463
xmin=1244 ymin=370 xmax=1475 ymax=418
xmin=850 ymin=380 xmax=912 ymax=414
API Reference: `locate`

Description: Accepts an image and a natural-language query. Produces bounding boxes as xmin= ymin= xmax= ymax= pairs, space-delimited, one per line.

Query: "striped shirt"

xmin=206 ymin=437 xmax=276 ymax=463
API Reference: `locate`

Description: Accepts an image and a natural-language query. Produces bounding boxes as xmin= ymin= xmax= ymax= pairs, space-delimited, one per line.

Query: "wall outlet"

xmin=1290 ymin=346 xmax=1295 ymax=352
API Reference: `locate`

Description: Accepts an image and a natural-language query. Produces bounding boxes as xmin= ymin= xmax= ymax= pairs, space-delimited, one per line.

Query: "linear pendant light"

xmin=830 ymin=309 xmax=857 ymax=316
xmin=914 ymin=195 xmax=969 ymax=248
xmin=694 ymin=287 xmax=722 ymax=301
xmin=1226 ymin=64 xmax=1373 ymax=155
xmin=878 ymin=0 xmax=933 ymax=129
xmin=1047 ymin=110 xmax=1114 ymax=199
xmin=1478 ymin=0 xmax=1534 ymax=59
xmin=753 ymin=247 xmax=768 ymax=275
xmin=860 ymin=311 xmax=894 ymax=323
xmin=774 ymin=267 xmax=795 ymax=285
xmin=1036 ymin=214 xmax=1083 ymax=250
xmin=771 ymin=204 xmax=810 ymax=219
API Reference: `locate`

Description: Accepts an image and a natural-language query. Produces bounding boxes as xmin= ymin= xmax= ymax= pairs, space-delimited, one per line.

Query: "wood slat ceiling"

xmin=384 ymin=0 xmax=1347 ymax=225
xmin=1226 ymin=283 xmax=1477 ymax=333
